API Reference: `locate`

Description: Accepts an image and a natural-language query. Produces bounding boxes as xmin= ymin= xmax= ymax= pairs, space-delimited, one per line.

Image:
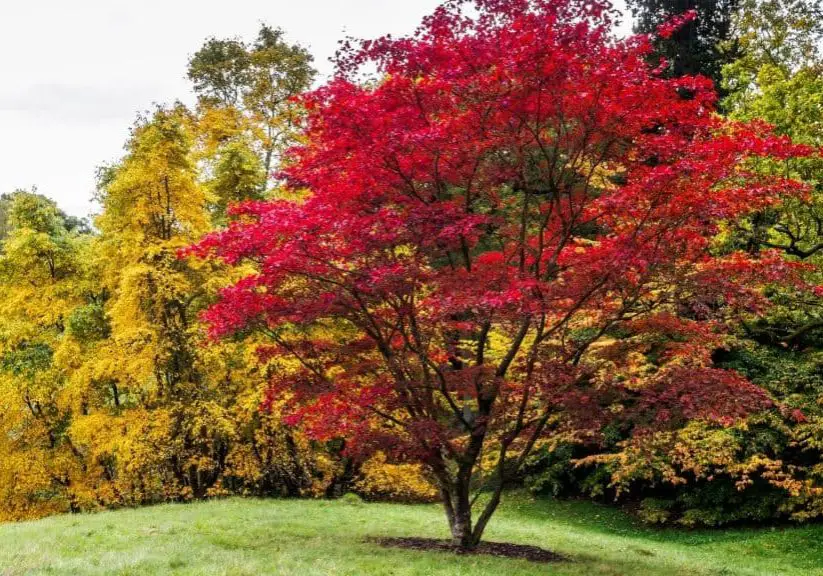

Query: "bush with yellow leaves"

xmin=354 ymin=452 xmax=438 ymax=503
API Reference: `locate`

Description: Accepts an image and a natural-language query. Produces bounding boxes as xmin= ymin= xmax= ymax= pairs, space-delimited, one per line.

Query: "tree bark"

xmin=437 ymin=467 xmax=480 ymax=549
xmin=449 ymin=479 xmax=475 ymax=548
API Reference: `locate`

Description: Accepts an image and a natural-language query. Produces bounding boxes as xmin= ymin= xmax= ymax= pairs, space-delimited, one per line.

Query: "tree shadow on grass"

xmin=370 ymin=536 xmax=566 ymax=564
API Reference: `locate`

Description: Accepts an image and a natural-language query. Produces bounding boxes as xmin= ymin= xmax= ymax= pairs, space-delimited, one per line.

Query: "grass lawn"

xmin=0 ymin=494 xmax=821 ymax=575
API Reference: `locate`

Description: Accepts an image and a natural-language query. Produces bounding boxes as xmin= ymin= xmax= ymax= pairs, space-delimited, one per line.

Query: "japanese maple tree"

xmin=189 ymin=0 xmax=813 ymax=549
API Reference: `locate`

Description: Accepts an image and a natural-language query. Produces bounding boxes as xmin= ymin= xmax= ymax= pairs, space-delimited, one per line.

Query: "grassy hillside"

xmin=0 ymin=494 xmax=821 ymax=575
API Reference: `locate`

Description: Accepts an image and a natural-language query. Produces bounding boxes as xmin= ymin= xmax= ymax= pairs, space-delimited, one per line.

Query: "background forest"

xmin=1 ymin=0 xmax=822 ymax=533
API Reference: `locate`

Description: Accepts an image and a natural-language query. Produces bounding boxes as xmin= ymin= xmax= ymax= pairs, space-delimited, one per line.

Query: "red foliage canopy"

xmin=188 ymin=0 xmax=813 ymax=547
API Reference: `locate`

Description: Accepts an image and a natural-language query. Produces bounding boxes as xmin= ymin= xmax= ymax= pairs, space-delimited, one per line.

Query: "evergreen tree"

xmin=626 ymin=0 xmax=740 ymax=91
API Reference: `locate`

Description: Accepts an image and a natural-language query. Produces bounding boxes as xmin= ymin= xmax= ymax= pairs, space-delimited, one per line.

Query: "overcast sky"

xmin=0 ymin=0 xmax=632 ymax=217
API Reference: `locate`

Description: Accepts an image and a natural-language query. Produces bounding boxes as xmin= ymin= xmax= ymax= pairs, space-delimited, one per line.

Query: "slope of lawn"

xmin=0 ymin=493 xmax=821 ymax=575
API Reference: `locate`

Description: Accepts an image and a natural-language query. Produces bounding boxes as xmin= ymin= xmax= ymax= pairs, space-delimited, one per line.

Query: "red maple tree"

xmin=189 ymin=0 xmax=812 ymax=548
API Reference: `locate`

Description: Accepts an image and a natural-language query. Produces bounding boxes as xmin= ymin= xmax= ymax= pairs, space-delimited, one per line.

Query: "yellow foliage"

xmin=0 ymin=109 xmax=338 ymax=522
xmin=355 ymin=452 xmax=438 ymax=503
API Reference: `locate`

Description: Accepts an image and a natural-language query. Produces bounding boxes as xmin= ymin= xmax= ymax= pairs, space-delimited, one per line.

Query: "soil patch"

xmin=370 ymin=536 xmax=564 ymax=563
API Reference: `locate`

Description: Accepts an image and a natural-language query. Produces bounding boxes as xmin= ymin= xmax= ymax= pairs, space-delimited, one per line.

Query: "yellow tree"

xmin=82 ymin=103 xmax=325 ymax=502
xmin=85 ymin=104 xmax=235 ymax=498
xmin=0 ymin=191 xmax=91 ymax=520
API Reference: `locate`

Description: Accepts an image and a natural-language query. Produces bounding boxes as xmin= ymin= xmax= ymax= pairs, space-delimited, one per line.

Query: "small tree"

xmin=190 ymin=0 xmax=811 ymax=549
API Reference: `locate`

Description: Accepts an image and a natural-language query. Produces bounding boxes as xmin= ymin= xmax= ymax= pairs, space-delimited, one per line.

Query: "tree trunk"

xmin=436 ymin=456 xmax=510 ymax=550
xmin=471 ymin=485 xmax=503 ymax=547
xmin=283 ymin=431 xmax=307 ymax=497
xmin=441 ymin=474 xmax=477 ymax=549
xmin=451 ymin=504 xmax=474 ymax=548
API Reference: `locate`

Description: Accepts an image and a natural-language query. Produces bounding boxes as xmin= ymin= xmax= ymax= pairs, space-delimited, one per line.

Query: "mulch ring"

xmin=369 ymin=536 xmax=565 ymax=563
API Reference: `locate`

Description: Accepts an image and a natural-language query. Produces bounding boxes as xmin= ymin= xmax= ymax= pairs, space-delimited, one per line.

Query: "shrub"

xmin=354 ymin=453 xmax=438 ymax=503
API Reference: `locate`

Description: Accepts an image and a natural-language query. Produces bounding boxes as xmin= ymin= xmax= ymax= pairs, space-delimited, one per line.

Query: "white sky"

xmin=0 ymin=0 xmax=631 ymax=217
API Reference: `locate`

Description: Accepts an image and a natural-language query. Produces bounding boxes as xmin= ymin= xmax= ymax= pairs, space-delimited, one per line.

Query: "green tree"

xmin=723 ymin=0 xmax=823 ymax=111
xmin=0 ymin=190 xmax=89 ymax=245
xmin=189 ymin=25 xmax=316 ymax=199
xmin=722 ymin=0 xmax=823 ymax=272
xmin=626 ymin=0 xmax=741 ymax=91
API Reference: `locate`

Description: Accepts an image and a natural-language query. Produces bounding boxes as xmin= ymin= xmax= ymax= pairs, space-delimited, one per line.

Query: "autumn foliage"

xmin=1 ymin=0 xmax=823 ymax=547
xmin=189 ymin=0 xmax=814 ymax=547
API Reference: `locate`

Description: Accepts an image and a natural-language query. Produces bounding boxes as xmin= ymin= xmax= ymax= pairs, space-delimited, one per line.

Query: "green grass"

xmin=0 ymin=494 xmax=821 ymax=575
